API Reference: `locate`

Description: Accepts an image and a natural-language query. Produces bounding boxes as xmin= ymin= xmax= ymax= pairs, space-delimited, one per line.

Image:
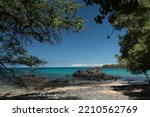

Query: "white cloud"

xmin=70 ymin=64 xmax=104 ymax=67
xmin=71 ymin=64 xmax=87 ymax=67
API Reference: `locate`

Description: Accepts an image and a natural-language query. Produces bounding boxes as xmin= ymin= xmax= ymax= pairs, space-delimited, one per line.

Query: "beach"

xmin=0 ymin=78 xmax=150 ymax=100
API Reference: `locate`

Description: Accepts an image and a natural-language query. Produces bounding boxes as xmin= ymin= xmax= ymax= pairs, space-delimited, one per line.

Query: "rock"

xmin=52 ymin=79 xmax=60 ymax=83
xmin=72 ymin=67 xmax=119 ymax=81
xmin=2 ymin=92 xmax=11 ymax=97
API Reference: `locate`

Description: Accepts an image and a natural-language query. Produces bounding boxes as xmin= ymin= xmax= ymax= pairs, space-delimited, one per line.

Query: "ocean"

xmin=9 ymin=67 xmax=150 ymax=81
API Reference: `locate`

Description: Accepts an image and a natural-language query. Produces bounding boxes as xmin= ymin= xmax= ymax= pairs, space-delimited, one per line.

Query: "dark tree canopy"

xmin=0 ymin=0 xmax=85 ymax=70
xmin=84 ymin=0 xmax=149 ymax=28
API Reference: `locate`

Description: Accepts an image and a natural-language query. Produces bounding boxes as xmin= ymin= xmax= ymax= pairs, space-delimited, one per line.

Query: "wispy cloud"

xmin=70 ymin=64 xmax=104 ymax=67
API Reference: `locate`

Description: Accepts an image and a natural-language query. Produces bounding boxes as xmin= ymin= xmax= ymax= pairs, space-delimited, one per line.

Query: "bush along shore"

xmin=72 ymin=67 xmax=120 ymax=81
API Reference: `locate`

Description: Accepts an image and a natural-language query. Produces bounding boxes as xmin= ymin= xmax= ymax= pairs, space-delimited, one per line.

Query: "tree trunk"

xmin=144 ymin=72 xmax=150 ymax=85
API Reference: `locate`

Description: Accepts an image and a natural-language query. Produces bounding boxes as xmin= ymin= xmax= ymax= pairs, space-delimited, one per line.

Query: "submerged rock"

xmin=72 ymin=67 xmax=119 ymax=81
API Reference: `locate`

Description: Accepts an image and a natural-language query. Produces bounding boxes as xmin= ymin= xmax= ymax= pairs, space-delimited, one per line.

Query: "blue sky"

xmin=28 ymin=3 xmax=125 ymax=67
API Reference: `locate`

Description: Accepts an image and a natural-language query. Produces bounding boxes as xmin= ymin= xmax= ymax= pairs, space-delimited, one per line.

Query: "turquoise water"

xmin=102 ymin=68 xmax=150 ymax=81
xmin=12 ymin=67 xmax=150 ymax=81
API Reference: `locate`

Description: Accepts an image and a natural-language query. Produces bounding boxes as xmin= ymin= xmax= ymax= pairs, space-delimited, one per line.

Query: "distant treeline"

xmin=102 ymin=64 xmax=124 ymax=68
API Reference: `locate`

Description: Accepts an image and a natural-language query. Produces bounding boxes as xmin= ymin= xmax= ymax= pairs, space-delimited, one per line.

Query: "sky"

xmin=28 ymin=3 xmax=126 ymax=67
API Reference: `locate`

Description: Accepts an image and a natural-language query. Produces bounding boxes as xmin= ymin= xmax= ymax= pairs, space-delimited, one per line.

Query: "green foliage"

xmin=119 ymin=28 xmax=150 ymax=74
xmin=102 ymin=64 xmax=124 ymax=68
xmin=0 ymin=0 xmax=85 ymax=70
xmin=85 ymin=0 xmax=140 ymax=26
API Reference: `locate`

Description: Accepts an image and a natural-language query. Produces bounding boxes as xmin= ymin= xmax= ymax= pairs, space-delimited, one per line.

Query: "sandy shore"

xmin=0 ymin=79 xmax=150 ymax=100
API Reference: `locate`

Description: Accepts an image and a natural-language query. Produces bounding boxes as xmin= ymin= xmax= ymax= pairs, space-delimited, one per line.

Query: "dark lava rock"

xmin=72 ymin=67 xmax=119 ymax=81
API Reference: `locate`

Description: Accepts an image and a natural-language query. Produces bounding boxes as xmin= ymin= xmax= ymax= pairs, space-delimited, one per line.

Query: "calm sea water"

xmin=13 ymin=67 xmax=150 ymax=81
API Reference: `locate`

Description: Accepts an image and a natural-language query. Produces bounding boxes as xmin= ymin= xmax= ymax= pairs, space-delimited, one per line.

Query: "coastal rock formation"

xmin=72 ymin=67 xmax=119 ymax=81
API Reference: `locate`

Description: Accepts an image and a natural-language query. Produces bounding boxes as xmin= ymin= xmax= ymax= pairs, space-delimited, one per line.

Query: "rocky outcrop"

xmin=72 ymin=67 xmax=120 ymax=81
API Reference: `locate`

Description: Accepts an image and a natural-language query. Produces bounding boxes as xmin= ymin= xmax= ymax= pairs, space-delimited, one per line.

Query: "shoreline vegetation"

xmin=102 ymin=64 xmax=124 ymax=68
xmin=0 ymin=67 xmax=150 ymax=100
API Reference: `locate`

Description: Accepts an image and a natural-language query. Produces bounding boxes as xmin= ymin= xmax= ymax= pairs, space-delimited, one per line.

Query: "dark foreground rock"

xmin=72 ymin=67 xmax=120 ymax=81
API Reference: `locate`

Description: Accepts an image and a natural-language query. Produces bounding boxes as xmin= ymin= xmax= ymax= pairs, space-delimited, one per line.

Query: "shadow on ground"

xmin=111 ymin=83 xmax=150 ymax=100
xmin=0 ymin=91 xmax=81 ymax=100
